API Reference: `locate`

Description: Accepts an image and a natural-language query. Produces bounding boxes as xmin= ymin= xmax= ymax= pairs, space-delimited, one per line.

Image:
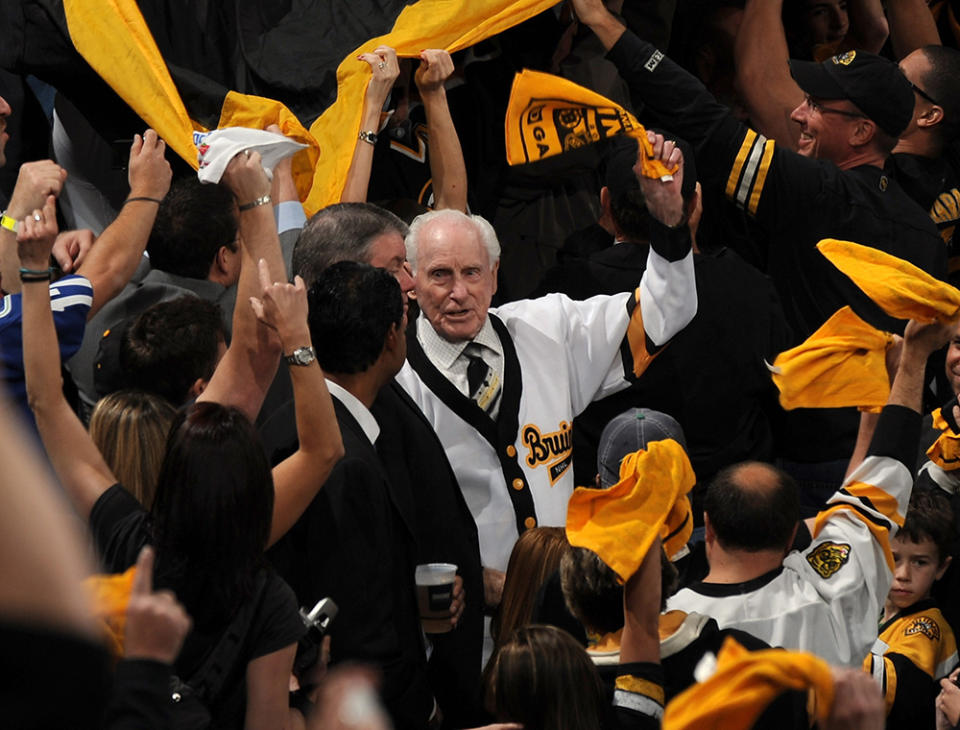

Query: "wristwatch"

xmin=285 ymin=346 xmax=316 ymax=367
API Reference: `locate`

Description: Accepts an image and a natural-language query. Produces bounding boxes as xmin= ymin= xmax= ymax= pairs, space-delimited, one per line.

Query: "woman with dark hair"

xmin=20 ymin=153 xmax=343 ymax=728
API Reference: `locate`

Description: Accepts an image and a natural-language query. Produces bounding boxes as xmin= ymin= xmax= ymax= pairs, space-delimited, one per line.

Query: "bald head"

xmin=704 ymin=461 xmax=800 ymax=552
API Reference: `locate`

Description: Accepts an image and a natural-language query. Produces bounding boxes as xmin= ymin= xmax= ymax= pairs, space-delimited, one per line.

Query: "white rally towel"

xmin=195 ymin=128 xmax=307 ymax=183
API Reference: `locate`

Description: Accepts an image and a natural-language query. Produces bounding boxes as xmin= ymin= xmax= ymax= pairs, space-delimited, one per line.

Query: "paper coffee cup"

xmin=415 ymin=563 xmax=457 ymax=634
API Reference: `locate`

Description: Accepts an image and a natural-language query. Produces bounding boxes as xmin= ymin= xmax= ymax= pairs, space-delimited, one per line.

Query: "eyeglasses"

xmin=910 ymin=82 xmax=942 ymax=108
xmin=803 ymin=95 xmax=865 ymax=119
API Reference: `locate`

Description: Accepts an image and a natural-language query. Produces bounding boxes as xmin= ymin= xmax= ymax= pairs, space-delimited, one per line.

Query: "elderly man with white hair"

xmin=396 ymin=133 xmax=698 ymax=609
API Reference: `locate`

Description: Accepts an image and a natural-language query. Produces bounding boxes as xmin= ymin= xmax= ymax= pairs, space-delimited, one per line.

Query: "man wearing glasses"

xmin=571 ymin=0 xmax=946 ymax=514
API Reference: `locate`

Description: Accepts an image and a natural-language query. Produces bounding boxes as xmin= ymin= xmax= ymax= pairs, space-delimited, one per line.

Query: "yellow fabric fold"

xmin=84 ymin=566 xmax=137 ymax=658
xmin=566 ymin=439 xmax=695 ymax=582
xmin=64 ymin=0 xmax=201 ymax=167
xmin=818 ymin=239 xmax=960 ymax=323
xmin=504 ymin=69 xmax=676 ymax=180
xmin=65 ymin=0 xmax=562 ymax=214
xmin=770 ymin=306 xmax=894 ymax=411
xmin=662 ymin=638 xmax=835 ymax=730
xmin=927 ymin=407 xmax=960 ymax=471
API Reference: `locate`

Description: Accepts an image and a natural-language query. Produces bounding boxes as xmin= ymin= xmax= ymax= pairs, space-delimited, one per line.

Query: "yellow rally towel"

xmin=818 ymin=239 xmax=960 ymax=322
xmin=566 ymin=439 xmax=694 ymax=582
xmin=84 ymin=566 xmax=137 ymax=658
xmin=504 ymin=69 xmax=676 ymax=180
xmin=662 ymin=638 xmax=834 ymax=730
xmin=927 ymin=407 xmax=960 ymax=470
xmin=64 ymin=0 xmax=562 ymax=214
xmin=770 ymin=306 xmax=894 ymax=411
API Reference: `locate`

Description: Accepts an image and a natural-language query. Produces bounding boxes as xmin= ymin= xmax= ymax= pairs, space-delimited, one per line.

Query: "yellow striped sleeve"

xmin=726 ymin=129 xmax=757 ymax=199
xmin=746 ymin=138 xmax=775 ymax=215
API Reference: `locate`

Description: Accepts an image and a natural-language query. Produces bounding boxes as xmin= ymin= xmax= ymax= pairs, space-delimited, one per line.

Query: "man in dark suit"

xmin=284 ymin=202 xmax=485 ymax=727
xmin=269 ymin=261 xmax=442 ymax=729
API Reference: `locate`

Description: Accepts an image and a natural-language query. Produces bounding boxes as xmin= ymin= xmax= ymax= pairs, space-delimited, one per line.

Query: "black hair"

xmin=900 ymin=487 xmax=956 ymax=566
xmin=119 ymin=296 xmax=225 ymax=406
xmin=921 ymin=45 xmax=960 ymax=144
xmin=146 ymin=177 xmax=238 ymax=279
xmin=293 ymin=202 xmax=409 ymax=287
xmin=307 ymin=261 xmax=403 ymax=375
xmin=151 ymin=402 xmax=273 ymax=629
xmin=704 ymin=461 xmax=800 ymax=552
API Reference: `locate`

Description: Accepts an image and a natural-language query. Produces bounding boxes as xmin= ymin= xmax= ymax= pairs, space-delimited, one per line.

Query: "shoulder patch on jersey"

xmin=904 ymin=616 xmax=941 ymax=641
xmin=832 ymin=51 xmax=856 ymax=65
xmin=806 ymin=541 xmax=851 ymax=579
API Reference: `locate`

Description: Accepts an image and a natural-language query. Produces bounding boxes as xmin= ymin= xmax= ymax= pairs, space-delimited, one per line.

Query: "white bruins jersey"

xmin=668 ymin=448 xmax=913 ymax=666
xmin=398 ymin=247 xmax=696 ymax=572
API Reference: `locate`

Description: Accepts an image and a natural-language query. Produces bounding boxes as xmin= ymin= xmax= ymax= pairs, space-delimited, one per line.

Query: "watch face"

xmin=289 ymin=347 xmax=315 ymax=365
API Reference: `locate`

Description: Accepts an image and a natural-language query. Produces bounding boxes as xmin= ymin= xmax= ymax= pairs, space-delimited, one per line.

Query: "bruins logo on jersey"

xmin=832 ymin=51 xmax=856 ymax=66
xmin=522 ymin=421 xmax=573 ymax=484
xmin=806 ymin=541 xmax=851 ymax=579
xmin=905 ymin=616 xmax=941 ymax=641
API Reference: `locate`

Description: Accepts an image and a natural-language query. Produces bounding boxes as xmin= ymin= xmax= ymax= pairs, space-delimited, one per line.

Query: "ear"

xmin=849 ymin=118 xmax=877 ymax=148
xmin=918 ymin=105 xmax=945 ymax=129
xmin=188 ymin=377 xmax=208 ymax=399
xmin=703 ymin=513 xmax=715 ymax=543
xmin=600 ymin=186 xmax=612 ymax=218
xmin=936 ymin=554 xmax=953 ymax=581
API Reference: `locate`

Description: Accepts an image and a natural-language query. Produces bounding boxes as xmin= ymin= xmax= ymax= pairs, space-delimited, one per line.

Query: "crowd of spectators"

xmin=5 ymin=0 xmax=960 ymax=728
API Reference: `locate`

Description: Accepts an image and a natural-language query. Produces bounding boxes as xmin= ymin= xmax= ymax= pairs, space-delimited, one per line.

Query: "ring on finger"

xmin=378 ymin=61 xmax=386 ymax=70
xmin=33 ymin=213 xmax=42 ymax=222
xmin=244 ymin=149 xmax=251 ymax=158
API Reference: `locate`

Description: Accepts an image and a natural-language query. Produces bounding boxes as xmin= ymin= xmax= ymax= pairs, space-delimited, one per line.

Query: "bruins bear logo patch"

xmin=905 ymin=616 xmax=941 ymax=641
xmin=806 ymin=541 xmax=851 ymax=579
xmin=832 ymin=51 xmax=856 ymax=66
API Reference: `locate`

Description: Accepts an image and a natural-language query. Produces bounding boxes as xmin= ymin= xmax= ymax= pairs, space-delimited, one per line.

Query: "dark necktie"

xmin=464 ymin=343 xmax=501 ymax=414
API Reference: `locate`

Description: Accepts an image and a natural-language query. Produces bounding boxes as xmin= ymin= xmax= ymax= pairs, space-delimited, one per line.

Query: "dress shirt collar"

xmin=416 ymin=313 xmax=501 ymax=368
xmin=325 ymin=378 xmax=380 ymax=444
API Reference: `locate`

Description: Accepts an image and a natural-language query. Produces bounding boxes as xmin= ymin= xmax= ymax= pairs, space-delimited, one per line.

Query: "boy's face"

xmin=888 ymin=534 xmax=951 ymax=611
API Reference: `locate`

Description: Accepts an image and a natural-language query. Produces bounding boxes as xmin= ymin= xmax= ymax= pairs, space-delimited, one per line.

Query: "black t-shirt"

xmin=89 ymin=484 xmax=305 ymax=727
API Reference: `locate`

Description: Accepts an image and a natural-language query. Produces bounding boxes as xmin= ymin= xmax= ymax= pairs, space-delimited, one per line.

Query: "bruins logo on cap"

xmin=831 ymin=51 xmax=857 ymax=66
xmin=806 ymin=541 xmax=851 ymax=578
xmin=905 ymin=616 xmax=941 ymax=641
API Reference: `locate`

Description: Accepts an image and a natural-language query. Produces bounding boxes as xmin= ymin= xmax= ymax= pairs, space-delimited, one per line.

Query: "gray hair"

xmin=293 ymin=202 xmax=409 ymax=288
xmin=405 ymin=209 xmax=501 ymax=273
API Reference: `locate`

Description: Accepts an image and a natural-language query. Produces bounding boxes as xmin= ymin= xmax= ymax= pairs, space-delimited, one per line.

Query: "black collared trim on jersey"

xmin=878 ymin=597 xmax=939 ymax=635
xmin=687 ymin=566 xmax=784 ymax=597
xmin=831 ymin=499 xmax=894 ymax=534
xmin=406 ymin=314 xmax=536 ymax=536
xmin=617 ymin=292 xmax=662 ymax=383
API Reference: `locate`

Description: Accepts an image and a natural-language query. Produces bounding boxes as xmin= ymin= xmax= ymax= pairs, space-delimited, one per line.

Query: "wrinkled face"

xmin=801 ymin=0 xmax=849 ymax=47
xmin=413 ymin=218 xmax=498 ymax=343
xmin=790 ymin=95 xmax=861 ymax=162
xmin=945 ymin=324 xmax=960 ymax=396
xmin=888 ymin=534 xmax=947 ymax=611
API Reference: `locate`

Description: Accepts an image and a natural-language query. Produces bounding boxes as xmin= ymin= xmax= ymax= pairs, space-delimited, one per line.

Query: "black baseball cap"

xmin=789 ymin=50 xmax=915 ymax=138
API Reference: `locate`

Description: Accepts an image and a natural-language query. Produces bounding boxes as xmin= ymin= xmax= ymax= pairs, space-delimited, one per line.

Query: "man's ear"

xmin=188 ymin=377 xmax=208 ymax=399
xmin=849 ymin=118 xmax=877 ymax=148
xmin=918 ymin=104 xmax=945 ymax=129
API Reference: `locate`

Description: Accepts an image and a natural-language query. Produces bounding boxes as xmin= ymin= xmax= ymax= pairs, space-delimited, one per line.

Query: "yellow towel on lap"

xmin=662 ymin=638 xmax=834 ymax=730
xmin=565 ymin=439 xmax=694 ymax=582
xmin=505 ymin=69 xmax=676 ymax=180
xmin=770 ymin=306 xmax=894 ymax=411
